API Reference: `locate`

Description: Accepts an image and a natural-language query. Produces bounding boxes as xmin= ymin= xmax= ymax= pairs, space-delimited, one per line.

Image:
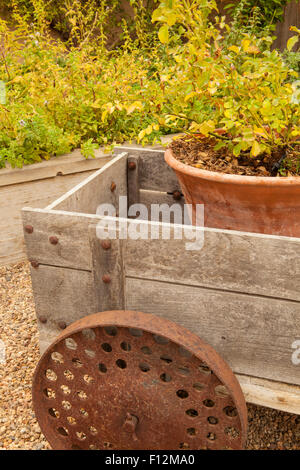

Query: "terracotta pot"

xmin=165 ymin=148 xmax=300 ymax=237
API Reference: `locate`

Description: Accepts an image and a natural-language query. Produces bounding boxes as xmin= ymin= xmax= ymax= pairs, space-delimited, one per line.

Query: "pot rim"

xmin=165 ymin=148 xmax=300 ymax=187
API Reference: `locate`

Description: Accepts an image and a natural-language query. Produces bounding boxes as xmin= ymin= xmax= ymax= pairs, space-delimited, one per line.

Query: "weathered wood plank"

xmin=47 ymin=152 xmax=128 ymax=213
xmin=30 ymin=265 xmax=98 ymax=354
xmin=127 ymin=155 xmax=140 ymax=211
xmin=0 ymin=170 xmax=99 ymax=267
xmin=124 ymin=227 xmax=300 ymax=302
xmin=23 ymin=206 xmax=300 ymax=301
xmin=115 ymin=147 xmax=180 ymax=193
xmin=22 ymin=208 xmax=97 ymax=270
xmin=0 ymin=149 xmax=111 ymax=188
xmin=125 ymin=277 xmax=300 ymax=386
xmin=139 ymin=189 xmax=185 ymax=222
xmin=237 ymin=374 xmax=300 ymax=415
xmin=273 ymin=1 xmax=300 ymax=51
xmin=89 ymin=226 xmax=125 ymax=312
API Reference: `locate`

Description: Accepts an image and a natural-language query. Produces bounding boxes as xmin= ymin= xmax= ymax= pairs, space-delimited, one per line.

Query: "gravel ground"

xmin=0 ymin=262 xmax=299 ymax=450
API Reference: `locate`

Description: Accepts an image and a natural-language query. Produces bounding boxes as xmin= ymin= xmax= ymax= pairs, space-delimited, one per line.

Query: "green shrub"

xmin=0 ymin=0 xmax=299 ymax=171
xmin=0 ymin=0 xmax=174 ymax=168
xmin=150 ymin=1 xmax=300 ymax=168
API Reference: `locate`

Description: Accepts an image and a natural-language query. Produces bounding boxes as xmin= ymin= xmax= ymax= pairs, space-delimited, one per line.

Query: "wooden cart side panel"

xmin=125 ymin=277 xmax=300 ymax=387
xmin=30 ymin=264 xmax=98 ymax=354
xmin=46 ymin=152 xmax=128 ymax=213
xmin=115 ymin=147 xmax=180 ymax=193
xmin=22 ymin=208 xmax=95 ymax=271
xmin=124 ymin=228 xmax=300 ymax=302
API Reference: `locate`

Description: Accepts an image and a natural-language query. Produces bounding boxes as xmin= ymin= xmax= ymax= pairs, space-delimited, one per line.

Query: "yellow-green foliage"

xmin=151 ymin=1 xmax=300 ymax=161
xmin=0 ymin=0 xmax=173 ymax=168
xmin=0 ymin=0 xmax=299 ymax=171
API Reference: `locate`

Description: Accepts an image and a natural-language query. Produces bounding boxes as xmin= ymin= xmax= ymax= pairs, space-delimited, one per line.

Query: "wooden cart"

xmin=22 ymin=147 xmax=300 ymax=415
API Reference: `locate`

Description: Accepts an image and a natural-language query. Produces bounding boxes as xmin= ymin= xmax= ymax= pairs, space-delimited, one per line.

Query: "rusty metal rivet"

xmin=102 ymin=275 xmax=111 ymax=284
xmin=30 ymin=260 xmax=39 ymax=268
xmin=123 ymin=413 xmax=138 ymax=441
xmin=110 ymin=182 xmax=116 ymax=192
xmin=25 ymin=225 xmax=34 ymax=234
xmin=58 ymin=321 xmax=67 ymax=330
xmin=49 ymin=236 xmax=59 ymax=245
xmin=39 ymin=316 xmax=47 ymax=324
xmin=173 ymin=190 xmax=182 ymax=201
xmin=128 ymin=162 xmax=136 ymax=170
xmin=101 ymin=240 xmax=111 ymax=250
xmin=123 ymin=413 xmax=138 ymax=433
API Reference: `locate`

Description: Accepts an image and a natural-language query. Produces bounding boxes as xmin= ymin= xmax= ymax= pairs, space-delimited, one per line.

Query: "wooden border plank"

xmin=124 ymin=226 xmax=300 ymax=302
xmin=237 ymin=374 xmax=300 ymax=415
xmin=47 ymin=152 xmax=128 ymax=212
xmin=125 ymin=277 xmax=300 ymax=386
xmin=0 ymin=149 xmax=111 ymax=188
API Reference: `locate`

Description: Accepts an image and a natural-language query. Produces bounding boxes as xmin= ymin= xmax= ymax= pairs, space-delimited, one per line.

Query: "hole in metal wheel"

xmin=129 ymin=328 xmax=143 ymax=337
xmin=48 ymin=408 xmax=59 ymax=418
xmin=160 ymin=372 xmax=172 ymax=383
xmin=98 ymin=363 xmax=107 ymax=373
xmin=121 ymin=341 xmax=131 ymax=351
xmin=203 ymin=399 xmax=215 ymax=408
xmin=139 ymin=362 xmax=150 ymax=372
xmin=82 ymin=329 xmax=96 ymax=341
xmin=57 ymin=427 xmax=68 ymax=437
xmin=176 ymin=389 xmax=189 ymax=399
xmin=186 ymin=409 xmax=198 ymax=418
xmin=104 ymin=326 xmax=118 ymax=337
xmin=154 ymin=334 xmax=169 ymax=345
xmin=116 ymin=359 xmax=127 ymax=369
xmin=187 ymin=427 xmax=196 ymax=436
xmin=141 ymin=346 xmax=151 ymax=355
xmin=223 ymin=406 xmax=238 ymax=417
xmin=101 ymin=343 xmax=112 ymax=352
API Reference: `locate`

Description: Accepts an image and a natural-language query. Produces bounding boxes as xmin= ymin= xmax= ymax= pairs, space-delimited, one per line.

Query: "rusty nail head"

xmin=25 ymin=225 xmax=34 ymax=234
xmin=110 ymin=182 xmax=116 ymax=192
xmin=31 ymin=260 xmax=39 ymax=269
xmin=58 ymin=321 xmax=67 ymax=330
xmin=102 ymin=275 xmax=111 ymax=284
xmin=173 ymin=190 xmax=182 ymax=201
xmin=123 ymin=413 xmax=138 ymax=433
xmin=128 ymin=162 xmax=136 ymax=170
xmin=123 ymin=413 xmax=139 ymax=441
xmin=39 ymin=316 xmax=47 ymax=324
xmin=101 ymin=240 xmax=111 ymax=250
xmin=49 ymin=236 xmax=59 ymax=245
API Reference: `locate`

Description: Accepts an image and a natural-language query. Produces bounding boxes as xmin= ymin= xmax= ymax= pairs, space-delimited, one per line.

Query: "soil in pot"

xmin=170 ymin=136 xmax=300 ymax=177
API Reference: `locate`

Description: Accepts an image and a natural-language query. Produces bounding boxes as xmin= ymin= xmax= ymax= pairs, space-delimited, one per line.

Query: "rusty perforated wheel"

xmin=32 ymin=311 xmax=247 ymax=450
